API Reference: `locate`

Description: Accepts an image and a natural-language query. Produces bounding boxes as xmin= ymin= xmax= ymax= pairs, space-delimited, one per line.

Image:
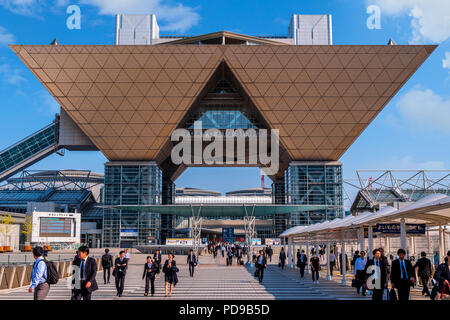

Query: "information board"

xmin=39 ymin=217 xmax=72 ymax=238
xmin=222 ymin=227 xmax=235 ymax=243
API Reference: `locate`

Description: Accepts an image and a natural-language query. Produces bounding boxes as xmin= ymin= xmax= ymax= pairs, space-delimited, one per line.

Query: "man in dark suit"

xmin=101 ymin=248 xmax=113 ymax=284
xmin=279 ymin=247 xmax=286 ymax=270
xmin=364 ymin=248 xmax=388 ymax=300
xmin=114 ymin=250 xmax=128 ymax=297
xmin=414 ymin=251 xmax=432 ymax=296
xmin=391 ymin=248 xmax=416 ymax=301
xmin=255 ymin=250 xmax=267 ymax=283
xmin=153 ymin=249 xmax=162 ymax=271
xmin=186 ymin=249 xmax=197 ymax=277
xmin=297 ymin=249 xmax=307 ymax=278
xmin=74 ymin=246 xmax=98 ymax=300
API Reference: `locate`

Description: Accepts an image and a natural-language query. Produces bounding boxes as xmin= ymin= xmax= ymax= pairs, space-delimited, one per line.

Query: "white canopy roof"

xmin=281 ymin=193 xmax=450 ymax=239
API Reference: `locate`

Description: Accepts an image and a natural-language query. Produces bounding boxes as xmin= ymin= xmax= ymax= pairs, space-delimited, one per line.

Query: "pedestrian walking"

xmin=329 ymin=250 xmax=336 ymax=276
xmin=279 ymin=247 xmax=286 ymax=270
xmin=297 ymin=249 xmax=307 ymax=278
xmin=101 ymin=248 xmax=113 ymax=284
xmin=364 ymin=249 xmax=388 ymax=301
xmin=186 ymin=249 xmax=197 ymax=277
xmin=413 ymin=251 xmax=432 ymax=296
xmin=73 ymin=246 xmax=98 ymax=300
xmin=113 ymin=250 xmax=128 ymax=297
xmin=310 ymin=252 xmax=320 ymax=284
xmin=255 ymin=250 xmax=267 ymax=283
xmin=430 ymin=252 xmax=450 ymax=300
xmin=391 ymin=248 xmax=416 ymax=301
xmin=153 ymin=249 xmax=162 ymax=272
xmin=142 ymin=256 xmax=158 ymax=296
xmin=354 ymin=250 xmax=367 ymax=296
xmin=163 ymin=253 xmax=179 ymax=297
xmin=29 ymin=246 xmax=49 ymax=300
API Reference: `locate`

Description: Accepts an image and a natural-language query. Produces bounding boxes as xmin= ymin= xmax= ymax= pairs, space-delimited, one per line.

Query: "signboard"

xmin=39 ymin=217 xmax=72 ymax=238
xmin=251 ymin=238 xmax=262 ymax=245
xmin=120 ymin=229 xmax=138 ymax=237
xmin=375 ymin=223 xmax=426 ymax=235
xmin=166 ymin=238 xmax=193 ymax=246
xmin=222 ymin=227 xmax=234 ymax=243
xmin=202 ymin=237 xmax=208 ymax=244
xmin=31 ymin=211 xmax=80 ymax=243
xmin=265 ymin=238 xmax=281 ymax=245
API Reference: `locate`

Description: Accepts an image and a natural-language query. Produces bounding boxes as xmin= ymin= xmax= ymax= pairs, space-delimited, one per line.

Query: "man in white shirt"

xmin=329 ymin=250 xmax=336 ymax=276
xmin=354 ymin=250 xmax=368 ymax=296
xmin=29 ymin=246 xmax=49 ymax=300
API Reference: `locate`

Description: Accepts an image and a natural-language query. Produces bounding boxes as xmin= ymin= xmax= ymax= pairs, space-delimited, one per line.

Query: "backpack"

xmin=40 ymin=259 xmax=59 ymax=285
xmin=102 ymin=254 xmax=110 ymax=267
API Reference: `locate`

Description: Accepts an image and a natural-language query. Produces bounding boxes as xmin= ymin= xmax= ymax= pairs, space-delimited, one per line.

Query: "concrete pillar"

xmin=400 ymin=218 xmax=407 ymax=252
xmin=439 ymin=224 xmax=444 ymax=261
xmin=358 ymin=227 xmax=364 ymax=253
xmin=427 ymin=229 xmax=431 ymax=256
xmin=8 ymin=266 xmax=16 ymax=289
xmin=444 ymin=227 xmax=448 ymax=258
xmin=368 ymin=225 xmax=374 ymax=259
xmin=340 ymin=241 xmax=346 ymax=286
xmin=306 ymin=241 xmax=310 ymax=274
xmin=325 ymin=241 xmax=331 ymax=280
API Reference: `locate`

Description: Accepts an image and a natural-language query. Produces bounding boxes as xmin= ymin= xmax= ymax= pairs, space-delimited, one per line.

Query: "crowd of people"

xmin=27 ymin=242 xmax=450 ymax=301
xmin=28 ymin=246 xmax=185 ymax=300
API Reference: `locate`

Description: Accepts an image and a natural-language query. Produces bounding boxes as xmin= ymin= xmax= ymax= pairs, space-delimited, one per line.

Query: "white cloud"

xmin=443 ymin=52 xmax=450 ymax=70
xmin=396 ymin=88 xmax=450 ymax=134
xmin=0 ymin=63 xmax=27 ymax=85
xmin=370 ymin=0 xmax=450 ymax=43
xmin=80 ymin=0 xmax=200 ymax=32
xmin=0 ymin=26 xmax=15 ymax=46
xmin=0 ymin=0 xmax=71 ymax=16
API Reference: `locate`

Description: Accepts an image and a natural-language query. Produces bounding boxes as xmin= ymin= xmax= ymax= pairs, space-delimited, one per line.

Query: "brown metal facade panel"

xmin=10 ymin=44 xmax=436 ymax=162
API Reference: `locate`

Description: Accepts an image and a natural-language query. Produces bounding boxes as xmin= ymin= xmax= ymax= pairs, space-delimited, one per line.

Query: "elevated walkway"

xmin=0 ymin=122 xmax=60 ymax=183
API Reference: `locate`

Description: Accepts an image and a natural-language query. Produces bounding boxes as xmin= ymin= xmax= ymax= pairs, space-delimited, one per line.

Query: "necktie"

xmin=81 ymin=260 xmax=85 ymax=280
xmin=401 ymin=261 xmax=407 ymax=279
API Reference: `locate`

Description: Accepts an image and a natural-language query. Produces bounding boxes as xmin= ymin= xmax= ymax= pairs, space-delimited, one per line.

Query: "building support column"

xmin=305 ymin=240 xmax=310 ymax=274
xmin=244 ymin=205 xmax=256 ymax=266
xmin=358 ymin=227 xmax=364 ymax=253
xmin=368 ymin=225 xmax=374 ymax=259
xmin=190 ymin=204 xmax=203 ymax=257
xmin=340 ymin=241 xmax=346 ymax=286
xmin=400 ymin=218 xmax=407 ymax=253
xmin=439 ymin=224 xmax=444 ymax=261
xmin=325 ymin=241 xmax=331 ymax=280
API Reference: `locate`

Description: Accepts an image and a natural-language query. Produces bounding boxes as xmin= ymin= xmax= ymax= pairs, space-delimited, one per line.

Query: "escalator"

xmin=0 ymin=120 xmax=60 ymax=183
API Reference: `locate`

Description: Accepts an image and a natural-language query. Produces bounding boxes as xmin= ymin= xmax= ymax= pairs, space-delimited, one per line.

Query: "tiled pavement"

xmin=0 ymin=254 xmax=428 ymax=300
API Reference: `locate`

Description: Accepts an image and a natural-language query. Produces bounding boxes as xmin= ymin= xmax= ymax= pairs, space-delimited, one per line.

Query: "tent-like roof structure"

xmin=281 ymin=193 xmax=450 ymax=238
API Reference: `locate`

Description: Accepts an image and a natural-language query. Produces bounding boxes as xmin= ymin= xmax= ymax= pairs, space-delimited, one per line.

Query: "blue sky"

xmin=0 ymin=0 xmax=448 ymax=204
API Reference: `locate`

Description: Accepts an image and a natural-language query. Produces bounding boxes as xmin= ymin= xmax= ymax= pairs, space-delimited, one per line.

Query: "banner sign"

xmin=222 ymin=227 xmax=234 ymax=243
xmin=374 ymin=223 xmax=426 ymax=235
xmin=120 ymin=228 xmax=138 ymax=237
xmin=251 ymin=238 xmax=262 ymax=245
xmin=265 ymin=238 xmax=281 ymax=245
xmin=166 ymin=238 xmax=194 ymax=246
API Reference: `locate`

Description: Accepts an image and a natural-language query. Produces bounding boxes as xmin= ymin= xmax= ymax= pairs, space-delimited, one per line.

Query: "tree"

xmin=21 ymin=216 xmax=33 ymax=245
xmin=0 ymin=214 xmax=15 ymax=247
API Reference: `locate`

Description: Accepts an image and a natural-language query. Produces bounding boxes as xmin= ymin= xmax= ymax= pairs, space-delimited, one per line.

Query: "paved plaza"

xmin=0 ymin=253 xmax=430 ymax=300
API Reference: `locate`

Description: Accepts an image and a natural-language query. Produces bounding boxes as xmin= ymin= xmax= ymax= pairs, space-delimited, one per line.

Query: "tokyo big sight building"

xmin=2 ymin=13 xmax=436 ymax=246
